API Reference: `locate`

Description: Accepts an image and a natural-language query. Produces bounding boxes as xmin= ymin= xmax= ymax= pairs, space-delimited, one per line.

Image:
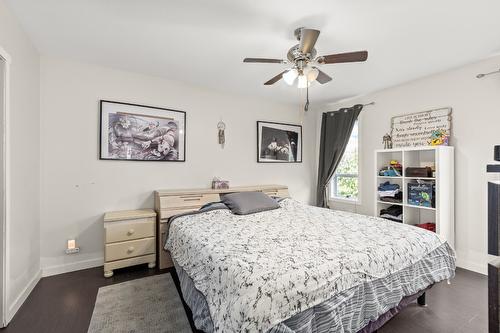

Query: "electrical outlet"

xmin=65 ymin=247 xmax=80 ymax=254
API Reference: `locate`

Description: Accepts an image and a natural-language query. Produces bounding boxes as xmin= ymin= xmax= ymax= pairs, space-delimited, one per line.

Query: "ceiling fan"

xmin=243 ymin=27 xmax=368 ymax=90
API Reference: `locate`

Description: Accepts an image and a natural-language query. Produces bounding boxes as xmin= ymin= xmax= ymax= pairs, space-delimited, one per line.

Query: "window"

xmin=330 ymin=121 xmax=359 ymax=202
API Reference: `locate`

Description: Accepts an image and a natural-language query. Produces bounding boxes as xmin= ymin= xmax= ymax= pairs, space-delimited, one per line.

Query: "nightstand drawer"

xmin=105 ymin=237 xmax=155 ymax=262
xmin=105 ymin=218 xmax=155 ymax=243
xmin=160 ymin=193 xmax=219 ymax=209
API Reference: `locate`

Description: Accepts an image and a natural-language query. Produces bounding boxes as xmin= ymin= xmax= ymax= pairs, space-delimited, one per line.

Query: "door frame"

xmin=0 ymin=46 xmax=10 ymax=328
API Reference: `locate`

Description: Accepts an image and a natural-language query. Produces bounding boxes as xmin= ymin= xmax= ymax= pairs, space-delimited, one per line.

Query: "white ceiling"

xmin=6 ymin=0 xmax=500 ymax=105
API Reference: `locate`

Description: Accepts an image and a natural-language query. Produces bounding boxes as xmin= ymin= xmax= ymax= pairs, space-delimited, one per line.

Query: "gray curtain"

xmin=316 ymin=104 xmax=363 ymax=207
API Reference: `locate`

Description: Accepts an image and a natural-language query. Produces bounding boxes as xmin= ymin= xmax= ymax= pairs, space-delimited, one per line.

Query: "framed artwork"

xmin=99 ymin=100 xmax=186 ymax=161
xmin=257 ymin=121 xmax=302 ymax=163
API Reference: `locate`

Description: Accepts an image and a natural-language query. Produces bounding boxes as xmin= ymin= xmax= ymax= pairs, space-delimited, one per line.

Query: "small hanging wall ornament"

xmin=217 ymin=120 xmax=226 ymax=148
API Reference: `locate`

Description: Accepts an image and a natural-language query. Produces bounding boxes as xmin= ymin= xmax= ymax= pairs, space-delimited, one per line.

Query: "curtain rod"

xmin=324 ymin=101 xmax=375 ymax=114
xmin=476 ymin=68 xmax=500 ymax=78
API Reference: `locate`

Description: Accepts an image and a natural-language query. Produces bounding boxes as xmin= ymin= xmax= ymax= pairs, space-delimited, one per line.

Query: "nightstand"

xmin=103 ymin=209 xmax=157 ymax=278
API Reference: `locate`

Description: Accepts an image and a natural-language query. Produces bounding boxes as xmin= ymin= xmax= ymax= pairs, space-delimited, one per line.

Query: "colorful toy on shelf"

xmin=428 ymin=129 xmax=449 ymax=146
xmin=378 ymin=160 xmax=403 ymax=177
xmin=390 ymin=160 xmax=402 ymax=169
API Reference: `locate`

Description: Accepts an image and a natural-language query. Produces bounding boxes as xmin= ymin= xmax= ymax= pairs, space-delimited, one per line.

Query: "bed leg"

xmin=417 ymin=292 xmax=427 ymax=307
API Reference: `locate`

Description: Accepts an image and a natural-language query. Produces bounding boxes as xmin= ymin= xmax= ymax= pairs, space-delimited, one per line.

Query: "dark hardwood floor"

xmin=0 ymin=266 xmax=486 ymax=333
xmin=380 ymin=268 xmax=487 ymax=333
xmin=0 ymin=265 xmax=200 ymax=333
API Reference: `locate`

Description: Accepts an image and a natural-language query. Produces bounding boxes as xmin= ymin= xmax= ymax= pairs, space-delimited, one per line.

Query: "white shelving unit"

xmin=374 ymin=146 xmax=454 ymax=248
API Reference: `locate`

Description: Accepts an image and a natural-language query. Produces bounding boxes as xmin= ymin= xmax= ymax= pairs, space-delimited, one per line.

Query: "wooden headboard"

xmin=154 ymin=184 xmax=289 ymax=269
xmin=154 ymin=184 xmax=289 ymax=221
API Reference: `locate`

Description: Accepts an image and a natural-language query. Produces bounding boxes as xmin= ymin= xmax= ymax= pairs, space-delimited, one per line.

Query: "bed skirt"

xmin=173 ymin=242 xmax=455 ymax=333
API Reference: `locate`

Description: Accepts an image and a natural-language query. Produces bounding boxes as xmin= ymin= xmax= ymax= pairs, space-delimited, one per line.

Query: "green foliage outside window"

xmin=336 ymin=149 xmax=358 ymax=174
xmin=331 ymin=122 xmax=359 ymax=201
xmin=334 ymin=149 xmax=358 ymax=199
xmin=335 ymin=176 xmax=358 ymax=199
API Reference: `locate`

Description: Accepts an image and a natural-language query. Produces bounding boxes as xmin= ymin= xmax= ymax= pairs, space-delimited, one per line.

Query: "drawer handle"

xmin=127 ymin=229 xmax=135 ymax=236
xmin=180 ymin=195 xmax=203 ymax=199
xmin=183 ymin=198 xmax=201 ymax=202
xmin=127 ymin=246 xmax=135 ymax=253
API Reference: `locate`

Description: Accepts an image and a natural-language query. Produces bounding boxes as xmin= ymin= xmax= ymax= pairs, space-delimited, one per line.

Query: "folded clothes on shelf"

xmin=380 ymin=214 xmax=403 ymax=222
xmin=378 ymin=189 xmax=400 ymax=197
xmin=380 ymin=205 xmax=402 ymax=216
xmin=378 ymin=181 xmax=402 ymax=202
xmin=379 ymin=169 xmax=399 ymax=177
xmin=378 ymin=181 xmax=400 ymax=191
xmin=380 ymin=191 xmax=403 ymax=203
xmin=380 ymin=205 xmax=403 ymax=222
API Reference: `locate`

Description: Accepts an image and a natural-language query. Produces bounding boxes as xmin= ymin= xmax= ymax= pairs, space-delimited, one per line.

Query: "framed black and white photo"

xmin=257 ymin=121 xmax=302 ymax=163
xmin=100 ymin=100 xmax=186 ymax=161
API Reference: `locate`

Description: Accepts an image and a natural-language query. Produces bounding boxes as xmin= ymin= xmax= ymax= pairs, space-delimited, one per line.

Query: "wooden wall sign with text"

xmin=390 ymin=108 xmax=452 ymax=148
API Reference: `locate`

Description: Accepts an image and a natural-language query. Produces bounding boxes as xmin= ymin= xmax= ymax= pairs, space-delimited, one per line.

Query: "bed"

xmin=156 ymin=185 xmax=455 ymax=333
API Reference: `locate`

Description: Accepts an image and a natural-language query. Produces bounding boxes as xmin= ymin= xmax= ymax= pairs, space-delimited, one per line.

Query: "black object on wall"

xmin=489 ymin=182 xmax=500 ymax=256
xmin=488 ymin=145 xmax=500 ymax=333
xmin=489 ymin=259 xmax=500 ymax=333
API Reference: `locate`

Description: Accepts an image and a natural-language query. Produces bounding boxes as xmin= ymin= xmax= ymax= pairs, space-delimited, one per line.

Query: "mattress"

xmin=166 ymin=198 xmax=456 ymax=333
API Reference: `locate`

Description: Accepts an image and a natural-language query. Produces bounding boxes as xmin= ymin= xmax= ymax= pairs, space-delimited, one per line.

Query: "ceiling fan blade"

xmin=299 ymin=29 xmax=320 ymax=54
xmin=264 ymin=71 xmax=287 ymax=85
xmin=243 ymin=58 xmax=285 ymax=64
xmin=316 ymin=69 xmax=332 ymax=84
xmin=320 ymin=51 xmax=368 ymax=64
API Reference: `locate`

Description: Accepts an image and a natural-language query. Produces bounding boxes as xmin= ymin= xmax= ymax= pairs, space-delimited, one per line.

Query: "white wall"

xmin=39 ymin=56 xmax=317 ymax=275
xmin=0 ymin=0 xmax=41 ymax=323
xmin=318 ymin=54 xmax=500 ymax=275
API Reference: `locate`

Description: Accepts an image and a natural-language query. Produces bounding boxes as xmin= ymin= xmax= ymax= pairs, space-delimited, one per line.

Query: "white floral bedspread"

xmin=166 ymin=198 xmax=454 ymax=333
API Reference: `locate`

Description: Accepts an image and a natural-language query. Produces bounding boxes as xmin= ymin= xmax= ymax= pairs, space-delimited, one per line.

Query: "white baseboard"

xmin=456 ymin=258 xmax=487 ymax=275
xmin=7 ymin=269 xmax=41 ymax=323
xmin=42 ymin=257 xmax=103 ymax=277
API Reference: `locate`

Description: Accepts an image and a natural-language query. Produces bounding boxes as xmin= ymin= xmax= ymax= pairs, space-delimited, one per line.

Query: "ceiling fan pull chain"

xmin=304 ymin=85 xmax=310 ymax=112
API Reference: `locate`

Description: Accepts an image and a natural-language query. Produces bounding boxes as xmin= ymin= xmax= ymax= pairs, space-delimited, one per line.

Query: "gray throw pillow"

xmin=220 ymin=191 xmax=280 ymax=215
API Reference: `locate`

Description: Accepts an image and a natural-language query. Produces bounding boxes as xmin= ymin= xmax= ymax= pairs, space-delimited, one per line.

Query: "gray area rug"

xmin=88 ymin=274 xmax=192 ymax=333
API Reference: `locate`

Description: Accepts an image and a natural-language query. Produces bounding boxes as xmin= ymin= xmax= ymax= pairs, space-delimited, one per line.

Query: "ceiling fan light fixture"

xmin=283 ymin=69 xmax=298 ymax=85
xmin=306 ymin=67 xmax=319 ymax=82
xmin=297 ymin=75 xmax=309 ymax=89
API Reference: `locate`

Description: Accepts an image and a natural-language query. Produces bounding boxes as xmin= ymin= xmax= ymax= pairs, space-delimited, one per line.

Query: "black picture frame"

xmin=99 ymin=100 xmax=186 ymax=162
xmin=257 ymin=121 xmax=303 ymax=163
